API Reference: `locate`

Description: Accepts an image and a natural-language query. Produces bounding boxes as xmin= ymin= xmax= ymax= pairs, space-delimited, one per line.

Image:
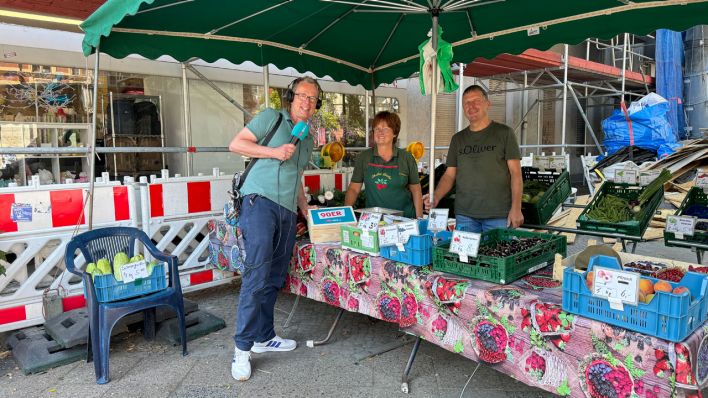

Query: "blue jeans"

xmin=234 ymin=194 xmax=296 ymax=351
xmin=455 ymin=214 xmax=508 ymax=233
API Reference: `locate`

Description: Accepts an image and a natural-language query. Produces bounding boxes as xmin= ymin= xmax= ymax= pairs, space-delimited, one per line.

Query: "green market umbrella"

xmin=80 ymin=0 xmax=708 ymax=225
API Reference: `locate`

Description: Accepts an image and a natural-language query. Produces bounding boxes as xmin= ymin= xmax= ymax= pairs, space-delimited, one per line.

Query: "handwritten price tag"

xmin=428 ymin=209 xmax=449 ymax=232
xmin=614 ymin=169 xmax=638 ymax=185
xmin=696 ymin=170 xmax=708 ymax=190
xmin=592 ymin=266 xmax=640 ymax=309
xmin=666 ymin=215 xmax=696 ymax=237
xmin=532 ymin=155 xmax=550 ymax=170
xmin=449 ymin=230 xmax=481 ymax=262
xmin=549 ymin=155 xmax=566 ymax=170
xmin=639 ymin=170 xmax=661 ymax=187
xmin=396 ymin=221 xmax=419 ymax=245
xmin=378 ymin=225 xmax=399 ymax=247
xmin=357 ymin=212 xmax=382 ymax=231
xmin=120 ymin=260 xmax=150 ymax=283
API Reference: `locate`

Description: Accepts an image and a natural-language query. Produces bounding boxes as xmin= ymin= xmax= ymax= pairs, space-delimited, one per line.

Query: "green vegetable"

xmin=113 ymin=252 xmax=130 ymax=281
xmin=587 ymin=194 xmax=633 ymax=223
xmin=130 ymin=254 xmax=144 ymax=263
xmin=146 ymin=260 xmax=159 ymax=275
xmin=96 ymin=258 xmax=111 ymax=275
xmin=638 ymin=169 xmax=671 ymax=206
xmin=85 ymin=262 xmax=97 ymax=274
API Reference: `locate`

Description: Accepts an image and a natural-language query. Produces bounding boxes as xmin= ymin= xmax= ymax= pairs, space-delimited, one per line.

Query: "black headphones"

xmin=285 ymin=77 xmax=322 ymax=110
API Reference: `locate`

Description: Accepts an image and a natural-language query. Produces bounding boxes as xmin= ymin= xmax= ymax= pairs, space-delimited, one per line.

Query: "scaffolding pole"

xmin=560 ymin=44 xmax=569 ymax=156
xmin=181 ymin=63 xmax=193 ymax=176
xmin=87 ymin=48 xmax=100 ymax=230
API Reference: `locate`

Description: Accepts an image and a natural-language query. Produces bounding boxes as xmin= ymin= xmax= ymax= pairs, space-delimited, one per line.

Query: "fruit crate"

xmin=562 ymin=255 xmax=708 ymax=342
xmin=664 ymin=186 xmax=708 ymax=246
xmin=521 ymin=167 xmax=572 ymax=225
xmin=380 ymin=219 xmax=452 ymax=266
xmin=576 ymin=181 xmax=663 ymax=237
xmin=432 ymin=229 xmax=567 ymax=284
xmin=90 ymin=263 xmax=167 ymax=303
xmin=341 ymin=225 xmax=380 ymax=256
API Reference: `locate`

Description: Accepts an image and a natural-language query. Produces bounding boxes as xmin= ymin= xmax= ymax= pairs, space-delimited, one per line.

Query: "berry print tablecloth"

xmin=286 ymin=242 xmax=708 ymax=398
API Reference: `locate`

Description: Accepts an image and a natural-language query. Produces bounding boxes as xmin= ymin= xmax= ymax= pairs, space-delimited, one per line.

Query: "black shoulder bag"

xmin=225 ymin=113 xmax=283 ymax=226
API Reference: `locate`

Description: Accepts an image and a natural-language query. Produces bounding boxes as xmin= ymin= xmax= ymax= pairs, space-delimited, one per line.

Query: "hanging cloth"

xmin=418 ymin=25 xmax=459 ymax=95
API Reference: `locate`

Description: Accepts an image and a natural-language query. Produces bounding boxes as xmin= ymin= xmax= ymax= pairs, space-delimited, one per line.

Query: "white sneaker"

xmin=251 ymin=335 xmax=297 ymax=353
xmin=231 ymin=347 xmax=251 ymax=381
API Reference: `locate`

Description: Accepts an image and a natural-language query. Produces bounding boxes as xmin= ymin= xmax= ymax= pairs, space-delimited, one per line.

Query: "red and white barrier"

xmin=302 ymin=168 xmax=353 ymax=194
xmin=0 ymin=178 xmax=137 ymax=332
xmin=139 ymin=171 xmax=236 ymax=292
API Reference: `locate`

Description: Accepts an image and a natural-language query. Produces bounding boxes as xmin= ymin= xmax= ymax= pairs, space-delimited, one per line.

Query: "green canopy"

xmin=82 ymin=0 xmax=708 ymax=89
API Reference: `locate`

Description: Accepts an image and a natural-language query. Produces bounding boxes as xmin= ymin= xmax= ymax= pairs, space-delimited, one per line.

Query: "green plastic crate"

xmin=664 ymin=186 xmax=708 ymax=246
xmin=576 ymin=182 xmax=663 ymax=237
xmin=432 ymin=229 xmax=567 ymax=284
xmin=521 ymin=167 xmax=572 ymax=225
xmin=341 ymin=225 xmax=380 ymax=255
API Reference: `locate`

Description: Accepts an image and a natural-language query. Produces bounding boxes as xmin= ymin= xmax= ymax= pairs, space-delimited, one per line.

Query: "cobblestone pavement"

xmin=0 ymin=235 xmax=706 ymax=397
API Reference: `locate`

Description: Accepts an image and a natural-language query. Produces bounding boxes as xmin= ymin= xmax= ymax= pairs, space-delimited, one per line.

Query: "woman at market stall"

xmin=344 ymin=111 xmax=423 ymax=218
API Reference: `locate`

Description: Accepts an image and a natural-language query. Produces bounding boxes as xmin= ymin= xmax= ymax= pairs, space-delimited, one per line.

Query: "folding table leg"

xmin=306 ymin=308 xmax=344 ymax=348
xmin=401 ymin=336 xmax=422 ymax=394
xmin=283 ymin=295 xmax=300 ymax=329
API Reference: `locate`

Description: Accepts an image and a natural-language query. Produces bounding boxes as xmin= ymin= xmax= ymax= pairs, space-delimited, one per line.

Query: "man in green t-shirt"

xmin=228 ymin=77 xmax=320 ymax=381
xmin=424 ymin=85 xmax=523 ymax=233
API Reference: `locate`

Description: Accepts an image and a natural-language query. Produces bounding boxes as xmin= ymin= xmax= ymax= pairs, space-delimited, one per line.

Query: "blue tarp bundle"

xmin=602 ymin=93 xmax=681 ymax=158
xmin=656 ymin=29 xmax=687 ymax=139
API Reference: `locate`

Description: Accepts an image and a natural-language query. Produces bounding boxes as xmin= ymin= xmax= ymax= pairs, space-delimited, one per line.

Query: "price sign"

xmin=696 ymin=170 xmax=708 ymax=190
xmin=614 ymin=169 xmax=638 ymax=185
xmin=639 ymin=170 xmax=661 ymax=187
xmin=532 ymin=155 xmax=550 ymax=170
xmin=120 ymin=260 xmax=150 ymax=283
xmin=378 ymin=225 xmax=399 ymax=246
xmin=449 ymin=230 xmax=481 ymax=263
xmin=592 ymin=266 xmax=640 ymax=310
xmin=549 ymin=155 xmax=566 ymax=170
xmin=666 ymin=215 xmax=696 ymax=238
xmin=10 ymin=203 xmax=32 ymax=222
xmin=357 ymin=212 xmax=382 ymax=231
xmin=396 ymin=221 xmax=419 ymax=245
xmin=428 ymin=209 xmax=449 ymax=232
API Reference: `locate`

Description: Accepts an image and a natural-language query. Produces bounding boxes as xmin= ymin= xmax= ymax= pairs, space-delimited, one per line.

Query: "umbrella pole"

xmin=87 ymin=46 xmax=100 ymax=230
xmin=428 ymin=14 xmax=439 ymax=202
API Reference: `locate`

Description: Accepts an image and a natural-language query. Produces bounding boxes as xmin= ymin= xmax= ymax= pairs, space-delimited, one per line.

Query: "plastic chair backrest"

xmin=65 ymin=227 xmax=147 ymax=276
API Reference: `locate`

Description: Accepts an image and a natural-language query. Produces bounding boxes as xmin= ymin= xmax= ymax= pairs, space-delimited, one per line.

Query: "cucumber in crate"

xmin=85 ymin=251 xmax=167 ymax=303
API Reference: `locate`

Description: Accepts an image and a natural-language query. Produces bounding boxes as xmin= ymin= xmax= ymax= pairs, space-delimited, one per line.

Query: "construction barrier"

xmin=302 ymin=168 xmax=353 ymax=194
xmin=138 ymin=170 xmax=237 ymax=292
xmin=0 ymin=176 xmax=137 ymax=332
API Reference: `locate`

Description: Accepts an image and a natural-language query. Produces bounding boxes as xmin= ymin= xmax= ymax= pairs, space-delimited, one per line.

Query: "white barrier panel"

xmin=0 ymin=181 xmax=138 ymax=332
xmin=302 ymin=168 xmax=353 ymax=194
xmin=139 ymin=173 xmax=237 ymax=292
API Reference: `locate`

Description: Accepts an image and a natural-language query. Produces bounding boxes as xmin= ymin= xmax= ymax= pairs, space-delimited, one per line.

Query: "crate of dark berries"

xmin=664 ymin=186 xmax=708 ymax=246
xmin=521 ymin=167 xmax=572 ymax=225
xmin=577 ymin=180 xmax=664 ymax=237
xmin=432 ymin=229 xmax=567 ymax=284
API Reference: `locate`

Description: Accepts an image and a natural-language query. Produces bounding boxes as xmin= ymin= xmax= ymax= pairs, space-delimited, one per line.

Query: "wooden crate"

xmin=307 ymin=206 xmax=357 ymax=243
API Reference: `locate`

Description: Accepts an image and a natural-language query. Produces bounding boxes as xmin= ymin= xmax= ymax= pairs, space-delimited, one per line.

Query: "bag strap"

xmin=236 ymin=112 xmax=284 ymax=190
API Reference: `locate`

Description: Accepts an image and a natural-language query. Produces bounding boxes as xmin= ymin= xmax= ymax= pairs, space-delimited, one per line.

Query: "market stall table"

xmin=285 ymin=242 xmax=707 ymax=398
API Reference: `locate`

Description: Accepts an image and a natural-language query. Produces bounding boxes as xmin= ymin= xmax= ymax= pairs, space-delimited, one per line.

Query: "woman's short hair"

xmin=372 ymin=111 xmax=401 ymax=145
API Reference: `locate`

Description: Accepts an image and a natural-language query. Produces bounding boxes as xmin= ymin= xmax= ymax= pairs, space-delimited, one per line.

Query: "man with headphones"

xmin=228 ymin=76 xmax=321 ymax=381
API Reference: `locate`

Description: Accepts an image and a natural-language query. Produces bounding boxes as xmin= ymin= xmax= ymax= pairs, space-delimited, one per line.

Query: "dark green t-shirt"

xmin=351 ymin=146 xmax=420 ymax=218
xmin=446 ymin=121 xmax=521 ymax=219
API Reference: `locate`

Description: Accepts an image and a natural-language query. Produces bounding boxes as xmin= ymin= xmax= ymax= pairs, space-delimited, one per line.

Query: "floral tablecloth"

xmin=286 ymin=242 xmax=708 ymax=398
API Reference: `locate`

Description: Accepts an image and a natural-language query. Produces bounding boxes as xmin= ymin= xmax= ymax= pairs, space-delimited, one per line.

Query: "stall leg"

xmin=620 ymin=239 xmax=627 ymax=252
xmin=697 ymin=249 xmax=703 ymax=264
xmin=401 ymin=337 xmax=422 ymax=394
xmin=283 ymin=295 xmax=300 ymax=329
xmin=306 ymin=309 xmax=344 ymax=348
xmin=631 ymin=241 xmax=638 ymax=254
